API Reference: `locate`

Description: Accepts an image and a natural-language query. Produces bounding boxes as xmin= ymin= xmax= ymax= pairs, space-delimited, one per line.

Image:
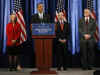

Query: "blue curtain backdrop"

xmin=0 ymin=0 xmax=100 ymax=67
xmin=0 ymin=0 xmax=10 ymax=54
xmin=68 ymin=0 xmax=82 ymax=55
xmin=0 ymin=0 xmax=100 ymax=55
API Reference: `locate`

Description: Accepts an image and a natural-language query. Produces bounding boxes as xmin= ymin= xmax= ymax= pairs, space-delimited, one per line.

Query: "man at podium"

xmin=30 ymin=2 xmax=57 ymax=74
xmin=31 ymin=2 xmax=50 ymax=24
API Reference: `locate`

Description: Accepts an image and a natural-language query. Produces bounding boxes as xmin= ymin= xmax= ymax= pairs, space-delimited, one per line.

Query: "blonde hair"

xmin=10 ymin=13 xmax=17 ymax=23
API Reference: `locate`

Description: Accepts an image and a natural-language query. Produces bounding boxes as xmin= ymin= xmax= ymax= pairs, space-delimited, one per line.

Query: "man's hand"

xmin=59 ymin=39 xmax=66 ymax=43
xmin=84 ymin=34 xmax=91 ymax=40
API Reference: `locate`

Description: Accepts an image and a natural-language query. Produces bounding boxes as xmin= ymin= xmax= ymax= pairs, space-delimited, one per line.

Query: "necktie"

xmin=86 ymin=19 xmax=88 ymax=32
xmin=86 ymin=19 xmax=88 ymax=24
xmin=60 ymin=21 xmax=64 ymax=31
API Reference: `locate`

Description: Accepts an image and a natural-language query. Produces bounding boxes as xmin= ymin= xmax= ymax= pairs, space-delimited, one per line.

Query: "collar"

xmin=38 ymin=12 xmax=43 ymax=18
xmin=59 ymin=20 xmax=64 ymax=24
xmin=85 ymin=17 xmax=90 ymax=21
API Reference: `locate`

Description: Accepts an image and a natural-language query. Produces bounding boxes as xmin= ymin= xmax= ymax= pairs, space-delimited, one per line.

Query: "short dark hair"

xmin=37 ymin=2 xmax=44 ymax=8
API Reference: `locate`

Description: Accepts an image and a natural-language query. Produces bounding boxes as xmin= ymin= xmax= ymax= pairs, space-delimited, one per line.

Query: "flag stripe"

xmin=17 ymin=14 xmax=27 ymax=37
xmin=16 ymin=12 xmax=26 ymax=29
xmin=13 ymin=0 xmax=27 ymax=44
xmin=18 ymin=10 xmax=25 ymax=25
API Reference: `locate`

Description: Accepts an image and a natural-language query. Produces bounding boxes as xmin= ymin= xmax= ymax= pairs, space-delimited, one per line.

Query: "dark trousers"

xmin=56 ymin=42 xmax=68 ymax=69
xmin=80 ymin=40 xmax=95 ymax=68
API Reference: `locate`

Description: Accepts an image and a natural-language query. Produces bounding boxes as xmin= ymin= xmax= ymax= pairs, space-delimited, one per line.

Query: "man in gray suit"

xmin=79 ymin=9 xmax=96 ymax=70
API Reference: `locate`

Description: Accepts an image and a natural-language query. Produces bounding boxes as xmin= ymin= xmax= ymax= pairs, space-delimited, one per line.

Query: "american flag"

xmin=87 ymin=0 xmax=99 ymax=41
xmin=12 ymin=0 xmax=27 ymax=44
xmin=55 ymin=0 xmax=67 ymax=23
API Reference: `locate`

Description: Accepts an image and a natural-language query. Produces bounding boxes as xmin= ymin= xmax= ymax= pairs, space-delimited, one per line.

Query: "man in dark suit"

xmin=31 ymin=2 xmax=50 ymax=24
xmin=79 ymin=9 xmax=96 ymax=70
xmin=56 ymin=11 xmax=70 ymax=71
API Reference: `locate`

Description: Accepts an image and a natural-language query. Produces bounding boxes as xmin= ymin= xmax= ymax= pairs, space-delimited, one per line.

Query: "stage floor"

xmin=0 ymin=68 xmax=97 ymax=75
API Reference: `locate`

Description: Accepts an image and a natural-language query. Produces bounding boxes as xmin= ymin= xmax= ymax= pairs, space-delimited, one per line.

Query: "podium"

xmin=31 ymin=24 xmax=56 ymax=74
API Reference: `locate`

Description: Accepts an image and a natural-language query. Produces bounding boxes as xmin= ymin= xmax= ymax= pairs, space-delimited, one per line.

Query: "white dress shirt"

xmin=85 ymin=17 xmax=90 ymax=23
xmin=38 ymin=12 xmax=43 ymax=19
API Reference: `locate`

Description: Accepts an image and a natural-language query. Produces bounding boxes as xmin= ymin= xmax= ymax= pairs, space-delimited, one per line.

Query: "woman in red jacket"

xmin=6 ymin=13 xmax=21 ymax=71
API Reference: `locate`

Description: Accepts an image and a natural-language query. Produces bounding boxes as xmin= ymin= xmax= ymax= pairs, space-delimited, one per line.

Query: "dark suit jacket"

xmin=79 ymin=17 xmax=96 ymax=40
xmin=31 ymin=13 xmax=50 ymax=24
xmin=56 ymin=21 xmax=70 ymax=40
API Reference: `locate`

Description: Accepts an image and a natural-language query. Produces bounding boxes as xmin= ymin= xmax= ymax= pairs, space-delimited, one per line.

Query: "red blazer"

xmin=6 ymin=22 xmax=21 ymax=46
